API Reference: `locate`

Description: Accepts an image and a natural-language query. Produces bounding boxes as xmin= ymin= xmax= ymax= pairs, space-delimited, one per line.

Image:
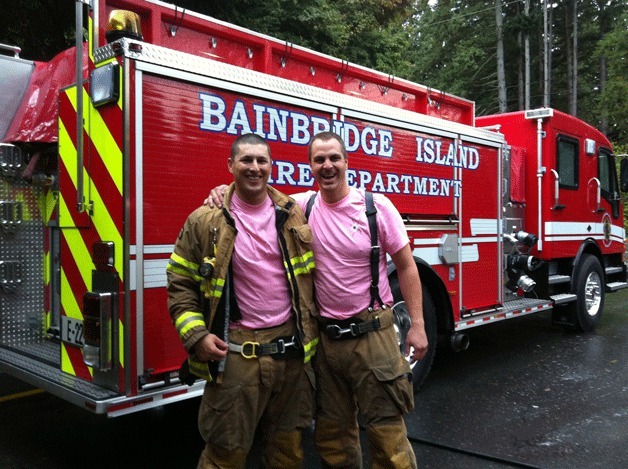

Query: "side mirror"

xmin=620 ymin=158 xmax=628 ymax=192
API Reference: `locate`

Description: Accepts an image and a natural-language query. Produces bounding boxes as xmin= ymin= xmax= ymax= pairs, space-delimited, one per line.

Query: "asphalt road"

xmin=1 ymin=288 xmax=626 ymax=468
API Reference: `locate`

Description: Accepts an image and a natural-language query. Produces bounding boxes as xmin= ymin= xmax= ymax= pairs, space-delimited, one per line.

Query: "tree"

xmin=594 ymin=11 xmax=627 ymax=146
xmin=0 ymin=0 xmax=76 ymax=61
xmin=495 ymin=0 xmax=507 ymax=112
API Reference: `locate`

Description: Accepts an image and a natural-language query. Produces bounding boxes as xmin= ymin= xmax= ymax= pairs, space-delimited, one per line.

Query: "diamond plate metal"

xmin=0 ymin=179 xmax=45 ymax=348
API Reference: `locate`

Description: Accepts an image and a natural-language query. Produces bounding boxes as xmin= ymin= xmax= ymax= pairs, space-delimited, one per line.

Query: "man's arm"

xmin=166 ymin=212 xmax=228 ymax=361
xmin=389 ymin=243 xmax=428 ymax=363
xmin=205 ymin=184 xmax=313 ymax=212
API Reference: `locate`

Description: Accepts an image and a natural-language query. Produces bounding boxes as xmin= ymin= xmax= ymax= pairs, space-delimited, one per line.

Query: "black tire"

xmin=572 ymin=253 xmax=605 ymax=332
xmin=390 ymin=277 xmax=437 ymax=391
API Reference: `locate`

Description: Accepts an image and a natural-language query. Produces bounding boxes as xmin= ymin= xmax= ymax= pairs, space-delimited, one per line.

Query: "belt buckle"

xmin=240 ymin=341 xmax=259 ymax=359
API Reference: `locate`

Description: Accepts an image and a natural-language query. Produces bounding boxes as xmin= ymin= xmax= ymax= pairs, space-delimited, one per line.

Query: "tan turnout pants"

xmin=196 ymin=321 xmax=315 ymax=468
xmin=314 ymin=307 xmax=417 ymax=468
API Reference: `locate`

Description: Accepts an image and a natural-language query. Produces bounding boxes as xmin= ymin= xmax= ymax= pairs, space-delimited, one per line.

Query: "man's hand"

xmin=405 ymin=323 xmax=428 ymax=364
xmin=204 ymin=184 xmax=229 ymax=208
xmin=194 ymin=333 xmax=228 ymax=362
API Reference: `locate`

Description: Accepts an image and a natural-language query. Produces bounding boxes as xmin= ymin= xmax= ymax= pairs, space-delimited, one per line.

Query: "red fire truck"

xmin=1 ymin=0 xmax=626 ymax=416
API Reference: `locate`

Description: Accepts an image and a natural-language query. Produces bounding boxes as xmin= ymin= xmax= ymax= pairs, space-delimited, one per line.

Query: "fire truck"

xmin=1 ymin=0 xmax=626 ymax=416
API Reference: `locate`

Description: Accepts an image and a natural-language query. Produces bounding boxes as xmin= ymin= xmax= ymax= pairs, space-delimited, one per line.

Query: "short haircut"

xmin=230 ymin=133 xmax=271 ymax=159
xmin=308 ymin=131 xmax=347 ymax=161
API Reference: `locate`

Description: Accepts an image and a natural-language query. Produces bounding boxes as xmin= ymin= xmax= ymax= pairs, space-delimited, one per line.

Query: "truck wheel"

xmin=390 ymin=277 xmax=437 ymax=391
xmin=572 ymin=253 xmax=605 ymax=332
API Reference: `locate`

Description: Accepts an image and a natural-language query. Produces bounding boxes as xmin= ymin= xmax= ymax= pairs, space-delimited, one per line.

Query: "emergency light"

xmin=90 ymin=62 xmax=120 ymax=107
xmin=105 ymin=10 xmax=143 ymax=43
xmin=524 ymin=108 xmax=553 ymax=120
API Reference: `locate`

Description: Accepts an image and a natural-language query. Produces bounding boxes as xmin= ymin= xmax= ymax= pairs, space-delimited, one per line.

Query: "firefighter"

xmin=207 ymin=132 xmax=428 ymax=468
xmin=167 ymin=133 xmax=318 ymax=468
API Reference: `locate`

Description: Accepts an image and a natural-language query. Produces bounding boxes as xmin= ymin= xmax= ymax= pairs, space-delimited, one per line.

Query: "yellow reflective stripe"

xmin=58 ymin=194 xmax=92 ymax=288
xmin=58 ymin=113 xmax=79 ymax=189
xmin=175 ymin=311 xmax=204 ymax=329
xmin=290 ymin=250 xmax=315 ymax=276
xmin=175 ymin=311 xmax=206 ymax=337
xmin=61 ymin=343 xmax=75 ymax=376
xmin=171 ymin=252 xmax=200 ymax=271
xmin=87 ymin=84 xmax=122 ymax=195
xmin=63 ymin=87 xmax=124 ymax=277
xmin=118 ymin=318 xmax=124 ymax=368
xmin=303 ymin=337 xmax=319 ymax=363
xmin=66 ymin=84 xmax=122 ymax=195
xmin=208 ymin=277 xmax=224 ymax=298
xmin=88 ymin=178 xmax=124 ymax=279
xmin=60 ymin=268 xmax=83 ymax=321
xmin=167 ymin=262 xmax=203 ymax=282
xmin=43 ymin=190 xmax=57 ymax=224
xmin=167 ymin=253 xmax=203 ymax=282
xmin=188 ymin=357 xmax=213 ymax=382
xmin=88 ymin=15 xmax=94 ymax=63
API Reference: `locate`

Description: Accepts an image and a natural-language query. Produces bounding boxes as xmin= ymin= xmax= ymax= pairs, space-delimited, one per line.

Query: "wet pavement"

xmin=0 ymin=288 xmax=626 ymax=468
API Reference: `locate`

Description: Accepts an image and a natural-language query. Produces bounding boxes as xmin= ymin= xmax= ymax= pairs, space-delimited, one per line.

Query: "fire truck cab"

xmin=0 ymin=0 xmax=626 ymax=416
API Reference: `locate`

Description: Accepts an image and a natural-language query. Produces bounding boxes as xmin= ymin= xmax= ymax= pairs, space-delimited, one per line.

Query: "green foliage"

xmin=406 ymin=0 xmax=500 ymax=112
xmin=0 ymin=0 xmax=623 ymax=152
xmin=0 ymin=0 xmax=76 ymax=61
xmin=594 ymin=12 xmax=628 ymax=146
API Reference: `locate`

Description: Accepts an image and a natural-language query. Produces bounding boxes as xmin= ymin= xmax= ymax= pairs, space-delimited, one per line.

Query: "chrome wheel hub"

xmin=584 ymin=271 xmax=602 ymax=317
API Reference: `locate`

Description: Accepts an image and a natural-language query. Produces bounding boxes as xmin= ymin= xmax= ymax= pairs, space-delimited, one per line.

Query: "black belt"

xmin=228 ymin=336 xmax=303 ymax=360
xmin=322 ymin=317 xmax=381 ymax=340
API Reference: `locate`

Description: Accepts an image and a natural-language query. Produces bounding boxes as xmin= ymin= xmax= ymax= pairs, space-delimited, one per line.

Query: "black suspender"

xmin=305 ymin=192 xmax=316 ymax=220
xmin=365 ymin=191 xmax=384 ymax=311
xmin=305 ymin=191 xmax=385 ymax=311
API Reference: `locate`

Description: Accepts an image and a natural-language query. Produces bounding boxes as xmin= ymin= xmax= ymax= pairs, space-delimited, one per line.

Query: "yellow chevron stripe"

xmin=43 ymin=190 xmax=57 ymax=224
xmin=60 ymin=268 xmax=83 ymax=320
xmin=62 ymin=86 xmax=121 ymax=194
xmin=88 ymin=180 xmax=124 ymax=278
xmin=119 ymin=318 xmax=124 ymax=368
xmin=88 ymin=16 xmax=94 ymax=63
xmin=58 ymin=194 xmax=92 ymax=289
xmin=87 ymin=84 xmax=123 ymax=195
xmin=43 ymin=251 xmax=50 ymax=286
xmin=59 ymin=88 xmax=124 ymax=279
xmin=58 ymin=89 xmax=82 ymax=192
xmin=44 ymin=309 xmax=50 ymax=332
xmin=61 ymin=343 xmax=75 ymax=376
xmin=61 ymin=342 xmax=94 ymax=379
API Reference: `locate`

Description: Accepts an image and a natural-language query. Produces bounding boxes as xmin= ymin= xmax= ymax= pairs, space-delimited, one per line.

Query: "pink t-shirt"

xmin=229 ymin=192 xmax=292 ymax=329
xmin=293 ymin=188 xmax=409 ymax=320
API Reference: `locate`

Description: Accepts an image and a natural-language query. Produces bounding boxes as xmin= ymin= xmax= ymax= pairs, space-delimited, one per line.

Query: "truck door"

xmin=460 ymin=141 xmax=502 ymax=312
xmin=597 ymin=147 xmax=620 ymax=220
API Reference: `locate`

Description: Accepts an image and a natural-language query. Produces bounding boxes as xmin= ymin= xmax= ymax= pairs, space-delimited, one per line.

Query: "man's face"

xmin=228 ymin=142 xmax=271 ymax=204
xmin=310 ymin=138 xmax=349 ymax=202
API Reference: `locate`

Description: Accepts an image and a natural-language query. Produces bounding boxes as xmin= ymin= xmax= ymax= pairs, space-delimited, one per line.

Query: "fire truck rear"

xmin=1 ymin=0 xmax=626 ymax=416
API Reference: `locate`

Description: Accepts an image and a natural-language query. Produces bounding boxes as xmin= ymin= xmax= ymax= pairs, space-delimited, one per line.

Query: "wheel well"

xmin=388 ymin=258 xmax=453 ymax=334
xmin=572 ymin=239 xmax=605 ymax=287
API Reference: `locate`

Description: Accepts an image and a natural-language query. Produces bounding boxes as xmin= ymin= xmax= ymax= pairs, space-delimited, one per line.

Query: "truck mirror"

xmin=620 ymin=158 xmax=628 ymax=192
